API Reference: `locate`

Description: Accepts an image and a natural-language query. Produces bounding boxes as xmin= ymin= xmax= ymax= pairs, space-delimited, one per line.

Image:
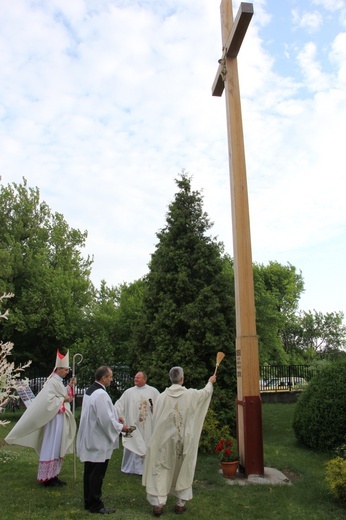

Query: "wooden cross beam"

xmin=212 ymin=3 xmax=253 ymax=97
xmin=212 ymin=1 xmax=264 ymax=477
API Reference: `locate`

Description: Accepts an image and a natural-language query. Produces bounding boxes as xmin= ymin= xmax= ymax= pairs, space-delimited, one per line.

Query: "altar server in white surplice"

xmin=114 ymin=371 xmax=159 ymax=475
xmin=77 ymin=366 xmax=131 ymax=514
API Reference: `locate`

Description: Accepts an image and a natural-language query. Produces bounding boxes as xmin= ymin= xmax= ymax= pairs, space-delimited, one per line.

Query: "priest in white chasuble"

xmin=114 ymin=371 xmax=159 ymax=475
xmin=142 ymin=367 xmax=216 ymax=516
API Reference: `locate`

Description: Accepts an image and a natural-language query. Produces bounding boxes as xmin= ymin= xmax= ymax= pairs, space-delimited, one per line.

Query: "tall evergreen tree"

xmin=130 ymin=173 xmax=236 ymax=425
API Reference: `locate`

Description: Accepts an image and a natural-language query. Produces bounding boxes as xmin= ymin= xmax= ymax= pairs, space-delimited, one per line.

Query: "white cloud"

xmin=292 ymin=9 xmax=323 ymax=32
xmin=330 ymin=32 xmax=346 ymax=83
xmin=297 ymin=42 xmax=332 ymax=91
xmin=312 ymin=0 xmax=345 ymax=11
xmin=0 ymin=0 xmax=345 ymax=319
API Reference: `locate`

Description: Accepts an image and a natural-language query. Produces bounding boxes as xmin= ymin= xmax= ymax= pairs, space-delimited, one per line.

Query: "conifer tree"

xmin=130 ymin=173 xmax=236 ymax=424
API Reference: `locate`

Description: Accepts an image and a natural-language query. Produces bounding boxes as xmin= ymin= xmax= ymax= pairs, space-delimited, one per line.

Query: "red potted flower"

xmin=215 ymin=437 xmax=239 ymax=478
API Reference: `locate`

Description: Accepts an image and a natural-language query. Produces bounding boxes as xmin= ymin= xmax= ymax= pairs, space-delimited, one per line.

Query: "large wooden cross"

xmin=212 ymin=1 xmax=264 ymax=476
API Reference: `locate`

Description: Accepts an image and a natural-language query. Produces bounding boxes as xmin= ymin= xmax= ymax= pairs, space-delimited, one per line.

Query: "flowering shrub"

xmin=215 ymin=437 xmax=238 ymax=462
xmin=325 ymin=445 xmax=346 ymax=502
xmin=0 ymin=293 xmax=31 ymax=426
xmin=325 ymin=456 xmax=346 ymax=502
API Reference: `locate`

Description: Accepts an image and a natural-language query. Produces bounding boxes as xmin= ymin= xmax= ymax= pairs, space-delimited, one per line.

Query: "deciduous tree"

xmin=283 ymin=310 xmax=346 ymax=361
xmin=0 ymin=178 xmax=93 ymax=371
xmin=253 ymin=261 xmax=304 ymax=364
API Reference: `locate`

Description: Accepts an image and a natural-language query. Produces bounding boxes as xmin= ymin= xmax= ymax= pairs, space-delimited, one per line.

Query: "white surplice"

xmin=77 ymin=385 xmax=123 ymax=463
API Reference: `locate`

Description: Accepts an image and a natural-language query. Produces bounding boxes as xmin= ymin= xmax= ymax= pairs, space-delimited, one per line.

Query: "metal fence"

xmin=24 ymin=364 xmax=315 ymax=396
xmin=260 ymin=365 xmax=316 ymax=392
xmin=25 ymin=365 xmax=133 ymax=398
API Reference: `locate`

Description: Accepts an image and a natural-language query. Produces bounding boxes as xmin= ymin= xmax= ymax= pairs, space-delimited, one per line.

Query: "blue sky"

xmin=1 ymin=0 xmax=345 ymax=319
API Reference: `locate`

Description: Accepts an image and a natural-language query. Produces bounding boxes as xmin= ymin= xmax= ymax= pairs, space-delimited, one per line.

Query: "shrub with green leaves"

xmin=199 ymin=408 xmax=231 ymax=454
xmin=293 ymin=361 xmax=346 ymax=452
xmin=325 ymin=456 xmax=346 ymax=502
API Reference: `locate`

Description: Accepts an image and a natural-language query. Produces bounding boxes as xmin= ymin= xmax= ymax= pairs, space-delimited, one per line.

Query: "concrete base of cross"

xmin=220 ymin=466 xmax=292 ymax=486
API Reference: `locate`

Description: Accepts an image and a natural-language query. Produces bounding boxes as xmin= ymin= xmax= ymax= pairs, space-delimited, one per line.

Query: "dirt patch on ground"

xmin=281 ymin=468 xmax=301 ymax=482
xmin=193 ymin=479 xmax=215 ymax=488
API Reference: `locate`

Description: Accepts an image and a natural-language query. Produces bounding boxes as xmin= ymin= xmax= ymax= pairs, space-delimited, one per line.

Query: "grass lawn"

xmin=0 ymin=403 xmax=345 ymax=519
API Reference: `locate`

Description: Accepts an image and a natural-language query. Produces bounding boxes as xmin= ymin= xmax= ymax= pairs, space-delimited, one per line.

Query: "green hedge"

xmin=293 ymin=361 xmax=346 ymax=452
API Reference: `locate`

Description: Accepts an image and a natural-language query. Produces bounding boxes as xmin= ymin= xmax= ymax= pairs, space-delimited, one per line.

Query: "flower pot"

xmin=221 ymin=461 xmax=239 ymax=478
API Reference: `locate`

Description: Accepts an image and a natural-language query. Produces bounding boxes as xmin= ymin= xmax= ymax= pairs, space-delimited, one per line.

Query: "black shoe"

xmin=56 ymin=478 xmax=67 ymax=486
xmin=43 ymin=478 xmax=61 ymax=487
xmin=91 ymin=508 xmax=116 ymax=514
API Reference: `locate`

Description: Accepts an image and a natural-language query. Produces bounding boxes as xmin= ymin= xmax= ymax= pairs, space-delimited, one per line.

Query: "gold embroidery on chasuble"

xmin=138 ymin=395 xmax=149 ymax=424
xmin=172 ymin=403 xmax=183 ymax=458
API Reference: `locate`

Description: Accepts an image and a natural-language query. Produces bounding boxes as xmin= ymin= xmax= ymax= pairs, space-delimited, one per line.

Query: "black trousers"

xmin=83 ymin=460 xmax=109 ymax=512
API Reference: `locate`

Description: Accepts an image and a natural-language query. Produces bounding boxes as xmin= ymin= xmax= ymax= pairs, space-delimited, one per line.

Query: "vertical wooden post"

xmin=212 ymin=1 xmax=264 ymax=476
